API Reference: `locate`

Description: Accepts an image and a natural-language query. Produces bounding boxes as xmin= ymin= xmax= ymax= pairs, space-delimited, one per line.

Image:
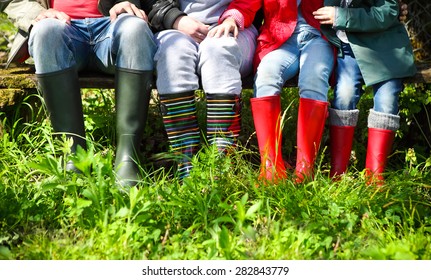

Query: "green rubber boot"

xmin=36 ymin=66 xmax=86 ymax=172
xmin=114 ymin=67 xmax=152 ymax=187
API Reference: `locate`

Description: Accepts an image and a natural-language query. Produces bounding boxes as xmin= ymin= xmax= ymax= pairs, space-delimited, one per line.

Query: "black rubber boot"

xmin=36 ymin=66 xmax=86 ymax=172
xmin=114 ymin=67 xmax=152 ymax=187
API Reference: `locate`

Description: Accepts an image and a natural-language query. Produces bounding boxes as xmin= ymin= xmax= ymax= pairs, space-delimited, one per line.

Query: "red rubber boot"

xmin=329 ymin=125 xmax=355 ymax=178
xmin=295 ymin=98 xmax=328 ymax=183
xmin=250 ymin=95 xmax=287 ymax=182
xmin=365 ymin=127 xmax=395 ymax=186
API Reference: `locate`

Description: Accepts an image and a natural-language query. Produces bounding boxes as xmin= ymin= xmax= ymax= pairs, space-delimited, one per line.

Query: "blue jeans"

xmin=254 ymin=30 xmax=334 ymax=101
xmin=332 ymin=43 xmax=402 ymax=114
xmin=29 ymin=14 xmax=156 ymax=74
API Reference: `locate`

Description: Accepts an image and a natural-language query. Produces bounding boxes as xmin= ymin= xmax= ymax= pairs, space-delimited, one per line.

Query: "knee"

xmin=254 ymin=67 xmax=284 ymax=97
xmin=200 ymin=37 xmax=239 ymax=60
xmin=332 ymin=94 xmax=354 ymax=110
xmin=255 ymin=57 xmax=286 ymax=88
xmin=299 ymin=76 xmax=329 ymax=102
xmin=116 ymin=15 xmax=153 ymax=43
xmin=31 ymin=18 xmax=66 ymax=41
xmin=156 ymin=32 xmax=196 ymax=59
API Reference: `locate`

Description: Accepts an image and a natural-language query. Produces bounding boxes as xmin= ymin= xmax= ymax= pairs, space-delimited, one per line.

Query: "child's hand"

xmin=398 ymin=0 xmax=408 ymax=22
xmin=313 ymin=7 xmax=336 ymax=25
xmin=208 ymin=18 xmax=238 ymax=38
xmin=173 ymin=15 xmax=209 ymax=43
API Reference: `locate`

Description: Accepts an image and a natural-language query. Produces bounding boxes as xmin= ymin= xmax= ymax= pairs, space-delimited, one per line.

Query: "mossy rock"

xmin=0 ymin=88 xmax=26 ymax=108
xmin=0 ymin=65 xmax=37 ymax=89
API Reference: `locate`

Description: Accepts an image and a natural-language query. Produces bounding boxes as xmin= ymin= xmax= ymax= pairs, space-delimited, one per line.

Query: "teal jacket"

xmin=320 ymin=0 xmax=416 ymax=86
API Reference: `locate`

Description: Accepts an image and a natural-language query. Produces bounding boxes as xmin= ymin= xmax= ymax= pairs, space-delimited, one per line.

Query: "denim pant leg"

xmin=29 ymin=18 xmax=91 ymax=74
xmin=332 ymin=44 xmax=364 ymax=110
xmin=372 ymin=79 xmax=402 ymax=115
xmin=297 ymin=33 xmax=334 ymax=102
xmin=154 ymin=30 xmax=201 ymax=94
xmin=254 ymin=34 xmax=301 ymax=98
xmin=93 ymin=14 xmax=156 ymax=74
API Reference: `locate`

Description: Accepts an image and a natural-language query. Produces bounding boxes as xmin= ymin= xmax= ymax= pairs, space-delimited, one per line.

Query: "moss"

xmin=0 ymin=88 xmax=26 ymax=108
xmin=0 ymin=66 xmax=36 ymax=89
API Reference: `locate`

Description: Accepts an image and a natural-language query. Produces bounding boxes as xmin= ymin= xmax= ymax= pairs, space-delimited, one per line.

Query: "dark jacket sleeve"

xmin=147 ymin=0 xmax=186 ymax=32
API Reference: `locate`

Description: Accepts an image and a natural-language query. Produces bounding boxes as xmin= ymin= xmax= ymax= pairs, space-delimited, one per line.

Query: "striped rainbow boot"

xmin=206 ymin=93 xmax=241 ymax=153
xmin=159 ymin=91 xmax=201 ymax=179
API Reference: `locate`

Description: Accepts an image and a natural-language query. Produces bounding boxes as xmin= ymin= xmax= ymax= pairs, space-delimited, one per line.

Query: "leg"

xmin=94 ymin=14 xmax=156 ymax=73
xmin=94 ymin=15 xmax=157 ymax=186
xmin=159 ymin=91 xmax=200 ymax=179
xmin=199 ymin=36 xmax=242 ymax=150
xmin=199 ymin=25 xmax=257 ymax=94
xmin=365 ymin=79 xmax=402 ymax=185
xmin=206 ymin=94 xmax=241 ymax=153
xmin=29 ymin=18 xmax=89 ymax=172
xmin=329 ymin=43 xmax=364 ymax=177
xmin=154 ymin=30 xmax=201 ymax=179
xmin=199 ymin=27 xmax=256 ymax=151
xmin=254 ymin=34 xmax=301 ymax=98
xmin=154 ymin=30 xmax=201 ymax=94
xmin=297 ymin=32 xmax=334 ymax=102
xmin=251 ymin=36 xmax=300 ymax=180
xmin=250 ymin=95 xmax=287 ymax=182
xmin=331 ymin=43 xmax=364 ymax=111
xmin=328 ymin=108 xmax=359 ymax=177
xmin=29 ymin=18 xmax=91 ymax=73
xmin=295 ymin=32 xmax=334 ymax=182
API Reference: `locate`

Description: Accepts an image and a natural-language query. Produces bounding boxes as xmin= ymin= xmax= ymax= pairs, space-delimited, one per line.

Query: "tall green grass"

xmin=0 ymin=88 xmax=430 ymax=260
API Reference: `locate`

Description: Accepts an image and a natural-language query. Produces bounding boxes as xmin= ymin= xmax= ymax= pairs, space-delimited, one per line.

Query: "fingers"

xmin=233 ymin=26 xmax=239 ymax=38
xmin=35 ymin=9 xmax=71 ymax=24
xmin=400 ymin=4 xmax=408 ymax=16
xmin=193 ymin=33 xmax=205 ymax=43
xmin=312 ymin=7 xmax=335 ymax=25
xmin=207 ymin=27 xmax=221 ymax=38
xmin=109 ymin=2 xmax=148 ymax=22
xmin=312 ymin=11 xmax=328 ymax=24
xmin=195 ymin=25 xmax=209 ymax=42
xmin=109 ymin=8 xmax=118 ymax=21
xmin=207 ymin=18 xmax=238 ymax=39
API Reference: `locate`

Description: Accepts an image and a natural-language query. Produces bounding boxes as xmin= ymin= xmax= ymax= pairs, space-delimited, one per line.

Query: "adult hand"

xmin=35 ymin=8 xmax=71 ymax=25
xmin=207 ymin=18 xmax=238 ymax=38
xmin=399 ymin=0 xmax=408 ymax=22
xmin=173 ymin=15 xmax=210 ymax=43
xmin=109 ymin=1 xmax=148 ymax=22
xmin=313 ymin=6 xmax=336 ymax=25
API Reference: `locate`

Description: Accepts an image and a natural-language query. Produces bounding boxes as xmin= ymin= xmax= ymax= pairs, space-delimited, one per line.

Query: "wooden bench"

xmin=1 ymin=62 xmax=431 ymax=119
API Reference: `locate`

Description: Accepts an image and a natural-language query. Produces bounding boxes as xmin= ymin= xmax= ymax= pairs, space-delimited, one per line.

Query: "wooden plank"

xmin=404 ymin=62 xmax=431 ymax=84
xmin=0 ymin=62 xmax=430 ymax=92
xmin=0 ymin=65 xmax=116 ymax=89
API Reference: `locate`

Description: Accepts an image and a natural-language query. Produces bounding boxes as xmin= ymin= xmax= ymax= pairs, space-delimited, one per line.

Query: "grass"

xmin=0 ymin=88 xmax=430 ymax=260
